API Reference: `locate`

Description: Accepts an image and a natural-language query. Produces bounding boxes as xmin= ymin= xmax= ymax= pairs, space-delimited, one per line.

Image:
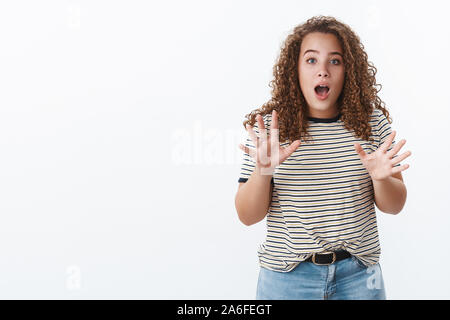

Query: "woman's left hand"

xmin=354 ymin=131 xmax=412 ymax=182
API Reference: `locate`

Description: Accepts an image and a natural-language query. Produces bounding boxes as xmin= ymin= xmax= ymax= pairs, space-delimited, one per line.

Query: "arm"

xmin=235 ymin=166 xmax=273 ymax=226
xmin=373 ymin=172 xmax=407 ymax=215
xmin=235 ymin=110 xmax=300 ymax=226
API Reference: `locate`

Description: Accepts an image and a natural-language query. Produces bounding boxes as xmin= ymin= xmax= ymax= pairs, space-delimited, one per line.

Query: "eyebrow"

xmin=303 ymin=49 xmax=343 ymax=57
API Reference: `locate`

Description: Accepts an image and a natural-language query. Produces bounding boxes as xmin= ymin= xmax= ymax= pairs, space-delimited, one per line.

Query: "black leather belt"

xmin=305 ymin=250 xmax=351 ymax=265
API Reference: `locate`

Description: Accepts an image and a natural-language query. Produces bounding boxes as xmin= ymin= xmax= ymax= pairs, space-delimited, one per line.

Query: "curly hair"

xmin=242 ymin=15 xmax=391 ymax=144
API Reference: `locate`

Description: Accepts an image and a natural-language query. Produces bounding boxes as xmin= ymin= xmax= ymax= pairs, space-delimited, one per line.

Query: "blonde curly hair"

xmin=243 ymin=15 xmax=391 ymax=144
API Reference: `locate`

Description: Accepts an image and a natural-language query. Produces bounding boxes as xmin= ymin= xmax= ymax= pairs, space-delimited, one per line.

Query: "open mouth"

xmin=314 ymin=85 xmax=330 ymax=96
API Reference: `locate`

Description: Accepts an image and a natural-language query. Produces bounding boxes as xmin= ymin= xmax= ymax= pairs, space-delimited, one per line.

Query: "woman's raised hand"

xmin=354 ymin=130 xmax=411 ymax=181
xmin=239 ymin=110 xmax=301 ymax=175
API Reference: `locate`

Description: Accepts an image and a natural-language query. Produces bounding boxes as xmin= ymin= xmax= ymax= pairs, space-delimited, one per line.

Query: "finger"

xmin=391 ymin=150 xmax=412 ymax=166
xmin=257 ymin=114 xmax=267 ymax=142
xmin=238 ymin=143 xmax=257 ymax=159
xmin=354 ymin=142 xmax=367 ymax=160
xmin=257 ymin=115 xmax=269 ymax=163
xmin=270 ymin=109 xmax=278 ymax=134
xmin=380 ymin=131 xmax=396 ymax=153
xmin=270 ymin=111 xmax=279 ymax=162
xmin=270 ymin=131 xmax=279 ymax=167
xmin=280 ymin=140 xmax=301 ymax=161
xmin=257 ymin=135 xmax=270 ymax=166
xmin=253 ymin=115 xmax=270 ymax=165
xmin=387 ymin=138 xmax=406 ymax=158
xmin=391 ymin=163 xmax=410 ymax=174
xmin=245 ymin=123 xmax=258 ymax=147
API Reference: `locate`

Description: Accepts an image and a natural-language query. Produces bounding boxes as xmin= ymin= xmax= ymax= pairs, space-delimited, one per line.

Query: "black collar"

xmin=307 ymin=113 xmax=342 ymax=123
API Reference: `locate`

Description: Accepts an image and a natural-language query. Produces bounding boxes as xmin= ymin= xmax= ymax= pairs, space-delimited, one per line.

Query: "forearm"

xmin=372 ymin=176 xmax=407 ymax=215
xmin=235 ymin=167 xmax=272 ymax=226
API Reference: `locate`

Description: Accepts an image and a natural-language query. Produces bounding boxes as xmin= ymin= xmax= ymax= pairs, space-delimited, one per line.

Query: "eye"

xmin=306 ymin=57 xmax=342 ymax=65
xmin=331 ymin=59 xmax=341 ymax=65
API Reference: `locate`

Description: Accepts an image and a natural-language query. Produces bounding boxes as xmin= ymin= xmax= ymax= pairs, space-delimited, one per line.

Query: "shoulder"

xmin=369 ymin=108 xmax=391 ymax=132
xmin=372 ymin=108 xmax=391 ymax=124
xmin=370 ymin=108 xmax=384 ymax=121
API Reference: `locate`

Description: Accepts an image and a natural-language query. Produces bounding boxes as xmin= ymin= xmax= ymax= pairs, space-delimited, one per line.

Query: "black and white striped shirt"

xmin=238 ymin=108 xmax=400 ymax=272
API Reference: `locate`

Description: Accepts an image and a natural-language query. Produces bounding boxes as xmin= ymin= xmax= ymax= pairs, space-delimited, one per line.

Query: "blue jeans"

xmin=256 ymin=256 xmax=386 ymax=300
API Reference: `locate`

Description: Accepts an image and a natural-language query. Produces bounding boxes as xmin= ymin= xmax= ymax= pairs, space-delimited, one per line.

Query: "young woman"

xmin=235 ymin=16 xmax=411 ymax=300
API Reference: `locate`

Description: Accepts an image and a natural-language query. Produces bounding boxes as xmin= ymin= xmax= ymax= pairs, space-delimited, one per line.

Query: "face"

xmin=298 ymin=32 xmax=345 ymax=118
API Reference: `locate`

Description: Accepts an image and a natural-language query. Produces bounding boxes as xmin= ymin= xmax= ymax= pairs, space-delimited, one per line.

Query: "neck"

xmin=307 ymin=108 xmax=339 ymax=119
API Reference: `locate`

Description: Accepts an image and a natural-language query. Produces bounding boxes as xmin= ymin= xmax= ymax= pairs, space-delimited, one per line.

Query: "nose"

xmin=318 ymin=70 xmax=329 ymax=78
xmin=317 ymin=62 xmax=330 ymax=78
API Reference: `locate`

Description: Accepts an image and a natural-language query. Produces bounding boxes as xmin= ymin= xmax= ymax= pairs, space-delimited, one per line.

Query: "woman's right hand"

xmin=239 ymin=110 xmax=301 ymax=175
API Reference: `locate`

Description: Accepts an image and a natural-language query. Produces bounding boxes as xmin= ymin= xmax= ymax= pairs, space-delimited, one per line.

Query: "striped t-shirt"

xmin=238 ymin=108 xmax=400 ymax=272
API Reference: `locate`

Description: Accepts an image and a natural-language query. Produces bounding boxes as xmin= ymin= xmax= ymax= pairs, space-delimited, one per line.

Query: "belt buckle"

xmin=312 ymin=252 xmax=336 ymax=266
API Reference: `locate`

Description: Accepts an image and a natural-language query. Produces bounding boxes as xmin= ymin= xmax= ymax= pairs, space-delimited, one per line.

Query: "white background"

xmin=0 ymin=0 xmax=448 ymax=299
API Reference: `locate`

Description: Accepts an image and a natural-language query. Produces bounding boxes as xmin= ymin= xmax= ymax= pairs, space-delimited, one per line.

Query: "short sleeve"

xmin=377 ymin=110 xmax=401 ymax=167
xmin=238 ymin=113 xmax=274 ymax=184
